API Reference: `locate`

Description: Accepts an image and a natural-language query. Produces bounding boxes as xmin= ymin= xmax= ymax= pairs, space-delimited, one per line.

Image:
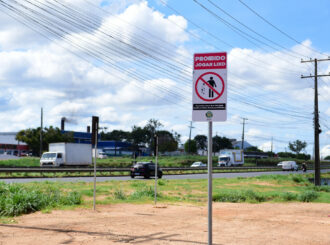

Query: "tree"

xmin=157 ymin=130 xmax=179 ymax=153
xmin=130 ymin=126 xmax=148 ymax=146
xmin=288 ymin=140 xmax=307 ymax=155
xmin=194 ymin=134 xmax=207 ymax=150
xmin=325 ymin=155 xmax=330 ymax=160
xmin=16 ymin=126 xmax=73 ymax=156
xmin=212 ymin=136 xmax=233 ymax=153
xmin=144 ymin=119 xmax=163 ymax=155
xmin=184 ymin=139 xmax=197 ymax=154
xmin=245 ymin=146 xmax=262 ymax=152
xmin=101 ymin=130 xmax=130 ymax=141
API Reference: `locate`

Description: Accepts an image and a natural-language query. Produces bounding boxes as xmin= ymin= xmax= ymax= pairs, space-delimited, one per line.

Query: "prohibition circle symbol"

xmin=195 ymin=72 xmax=225 ymax=102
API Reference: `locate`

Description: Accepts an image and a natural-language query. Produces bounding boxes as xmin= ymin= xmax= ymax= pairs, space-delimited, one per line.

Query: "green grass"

xmin=0 ymin=157 xmax=40 ymax=167
xmin=1 ymin=172 xmax=329 ymax=219
xmin=0 ymin=182 xmax=81 ymax=217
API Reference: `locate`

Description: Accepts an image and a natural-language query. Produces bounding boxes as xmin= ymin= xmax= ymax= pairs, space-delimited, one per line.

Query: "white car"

xmin=191 ymin=162 xmax=206 ymax=167
xmin=281 ymin=161 xmax=299 ymax=171
xmin=98 ymin=152 xmax=108 ymax=159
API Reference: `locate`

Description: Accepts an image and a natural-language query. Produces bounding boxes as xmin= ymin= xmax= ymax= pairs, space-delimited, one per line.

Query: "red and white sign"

xmin=192 ymin=52 xmax=227 ymax=122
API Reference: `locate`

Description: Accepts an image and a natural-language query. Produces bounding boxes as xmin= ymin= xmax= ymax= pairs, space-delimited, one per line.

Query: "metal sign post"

xmin=154 ymin=135 xmax=158 ymax=205
xmin=207 ymin=121 xmax=213 ymax=245
xmin=192 ymin=52 xmax=227 ymax=245
xmin=92 ymin=116 xmax=99 ymax=211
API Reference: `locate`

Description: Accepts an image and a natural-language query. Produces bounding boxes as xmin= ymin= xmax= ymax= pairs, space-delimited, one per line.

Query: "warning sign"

xmin=192 ymin=52 xmax=227 ymax=122
xmin=195 ymin=72 xmax=225 ymax=102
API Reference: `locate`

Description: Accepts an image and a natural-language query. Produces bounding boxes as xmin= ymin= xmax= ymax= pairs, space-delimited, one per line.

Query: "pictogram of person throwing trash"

xmin=206 ymin=76 xmax=216 ymax=98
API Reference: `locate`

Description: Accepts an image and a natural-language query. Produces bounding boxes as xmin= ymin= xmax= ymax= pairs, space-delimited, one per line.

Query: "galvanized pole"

xmin=93 ymin=122 xmax=98 ymax=211
xmin=40 ymin=107 xmax=43 ymax=157
xmin=154 ymin=135 xmax=158 ymax=205
xmin=208 ymin=121 xmax=213 ymax=245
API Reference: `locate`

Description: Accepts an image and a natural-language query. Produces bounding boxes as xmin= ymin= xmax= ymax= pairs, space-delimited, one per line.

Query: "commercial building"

xmin=0 ymin=132 xmax=29 ymax=155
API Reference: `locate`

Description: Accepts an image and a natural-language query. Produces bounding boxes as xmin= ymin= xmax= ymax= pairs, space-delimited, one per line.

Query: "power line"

xmin=237 ymin=0 xmax=329 ymax=58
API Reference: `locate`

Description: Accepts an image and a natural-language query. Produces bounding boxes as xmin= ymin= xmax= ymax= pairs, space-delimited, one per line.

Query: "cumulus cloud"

xmin=0 ymin=0 xmax=190 ymax=132
xmin=321 ymin=145 xmax=330 ymax=159
xmin=0 ymin=0 xmax=328 ymax=156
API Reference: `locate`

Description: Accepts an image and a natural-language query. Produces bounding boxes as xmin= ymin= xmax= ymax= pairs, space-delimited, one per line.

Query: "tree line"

xmin=15 ymin=119 xmax=180 ymax=156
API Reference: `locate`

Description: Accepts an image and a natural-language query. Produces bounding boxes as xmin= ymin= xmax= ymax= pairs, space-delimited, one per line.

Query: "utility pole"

xmin=241 ymin=118 xmax=248 ymax=150
xmin=271 ymin=137 xmax=273 ymax=156
xmin=40 ymin=107 xmax=43 ymax=157
xmin=301 ymin=57 xmax=330 ymax=186
xmin=188 ymin=121 xmax=195 ymax=154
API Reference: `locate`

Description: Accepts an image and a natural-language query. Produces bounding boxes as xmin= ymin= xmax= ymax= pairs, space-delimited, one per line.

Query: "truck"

xmin=40 ymin=143 xmax=92 ymax=167
xmin=218 ymin=149 xmax=244 ymax=167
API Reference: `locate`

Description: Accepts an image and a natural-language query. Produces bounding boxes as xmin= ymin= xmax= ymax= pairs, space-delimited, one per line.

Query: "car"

xmin=191 ymin=162 xmax=206 ymax=167
xmin=277 ymin=162 xmax=284 ymax=167
xmin=98 ymin=152 xmax=108 ymax=159
xmin=281 ymin=161 xmax=299 ymax=171
xmin=130 ymin=161 xmax=163 ymax=179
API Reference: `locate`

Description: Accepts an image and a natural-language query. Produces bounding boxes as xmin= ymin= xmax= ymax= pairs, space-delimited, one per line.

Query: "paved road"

xmin=1 ymin=169 xmax=329 ymax=184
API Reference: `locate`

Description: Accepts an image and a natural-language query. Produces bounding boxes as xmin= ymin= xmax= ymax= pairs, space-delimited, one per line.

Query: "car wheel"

xmin=144 ymin=173 xmax=150 ymax=179
xmin=158 ymin=174 xmax=162 ymax=179
xmin=131 ymin=175 xmax=135 ymax=178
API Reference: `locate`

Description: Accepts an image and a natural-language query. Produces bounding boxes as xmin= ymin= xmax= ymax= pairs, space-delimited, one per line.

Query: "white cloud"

xmin=321 ymin=145 xmax=330 ymax=158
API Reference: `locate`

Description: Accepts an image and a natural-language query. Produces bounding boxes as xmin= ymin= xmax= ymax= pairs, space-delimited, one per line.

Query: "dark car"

xmin=130 ymin=161 xmax=163 ymax=179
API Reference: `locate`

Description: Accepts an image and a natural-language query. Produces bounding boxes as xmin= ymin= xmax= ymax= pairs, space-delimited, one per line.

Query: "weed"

xmin=113 ymin=189 xmax=126 ymax=200
xmin=213 ymin=191 xmax=246 ymax=203
xmin=281 ymin=192 xmax=298 ymax=201
xmin=213 ymin=189 xmax=268 ymax=203
xmin=157 ymin=179 xmax=166 ymax=186
xmin=291 ymin=175 xmax=307 ymax=183
xmin=0 ymin=182 xmax=82 ymax=217
xmin=298 ymin=191 xmax=319 ymax=202
xmin=311 ymin=186 xmax=330 ymax=192
xmin=130 ymin=186 xmax=159 ymax=199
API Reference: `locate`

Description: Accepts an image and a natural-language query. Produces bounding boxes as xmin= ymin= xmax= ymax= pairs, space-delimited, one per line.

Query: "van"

xmin=280 ymin=161 xmax=299 ymax=171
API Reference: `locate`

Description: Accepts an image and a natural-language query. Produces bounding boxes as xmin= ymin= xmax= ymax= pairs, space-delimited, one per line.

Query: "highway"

xmin=1 ymin=169 xmax=328 ymax=184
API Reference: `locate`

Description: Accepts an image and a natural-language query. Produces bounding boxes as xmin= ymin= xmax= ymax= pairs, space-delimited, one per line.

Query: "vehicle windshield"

xmin=219 ymin=157 xmax=229 ymax=162
xmin=41 ymin=153 xmax=57 ymax=160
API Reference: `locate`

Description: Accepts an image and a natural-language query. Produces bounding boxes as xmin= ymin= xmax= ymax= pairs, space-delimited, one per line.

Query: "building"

xmin=62 ymin=130 xmax=141 ymax=156
xmin=0 ymin=132 xmax=28 ymax=155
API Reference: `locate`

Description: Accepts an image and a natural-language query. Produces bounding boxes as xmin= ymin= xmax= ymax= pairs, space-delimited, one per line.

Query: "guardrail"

xmin=0 ymin=165 xmax=329 ymax=176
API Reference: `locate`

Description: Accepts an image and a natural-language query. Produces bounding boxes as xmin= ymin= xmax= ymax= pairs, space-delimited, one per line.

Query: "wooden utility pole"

xmin=301 ymin=57 xmax=330 ymax=186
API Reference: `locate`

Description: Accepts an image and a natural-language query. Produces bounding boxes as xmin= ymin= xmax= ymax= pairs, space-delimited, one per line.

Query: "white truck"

xmin=40 ymin=143 xmax=92 ymax=167
xmin=218 ymin=149 xmax=244 ymax=166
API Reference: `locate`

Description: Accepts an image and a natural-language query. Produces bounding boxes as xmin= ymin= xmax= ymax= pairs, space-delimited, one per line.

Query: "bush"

xmin=291 ymin=175 xmax=307 ymax=183
xmin=298 ymin=191 xmax=319 ymax=202
xmin=213 ymin=191 xmax=246 ymax=203
xmin=213 ymin=190 xmax=266 ymax=203
xmin=312 ymin=186 xmax=330 ymax=192
xmin=157 ymin=180 xmax=166 ymax=186
xmin=281 ymin=192 xmax=298 ymax=201
xmin=0 ymin=182 xmax=81 ymax=217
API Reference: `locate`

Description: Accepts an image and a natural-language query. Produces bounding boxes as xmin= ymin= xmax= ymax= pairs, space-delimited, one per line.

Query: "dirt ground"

xmin=0 ymin=203 xmax=329 ymax=245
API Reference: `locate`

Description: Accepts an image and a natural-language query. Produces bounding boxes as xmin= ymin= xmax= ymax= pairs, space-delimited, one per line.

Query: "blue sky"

xmin=0 ymin=0 xmax=329 ymax=157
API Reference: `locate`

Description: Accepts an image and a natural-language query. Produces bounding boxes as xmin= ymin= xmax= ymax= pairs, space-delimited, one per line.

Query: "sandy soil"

xmin=0 ymin=203 xmax=329 ymax=245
